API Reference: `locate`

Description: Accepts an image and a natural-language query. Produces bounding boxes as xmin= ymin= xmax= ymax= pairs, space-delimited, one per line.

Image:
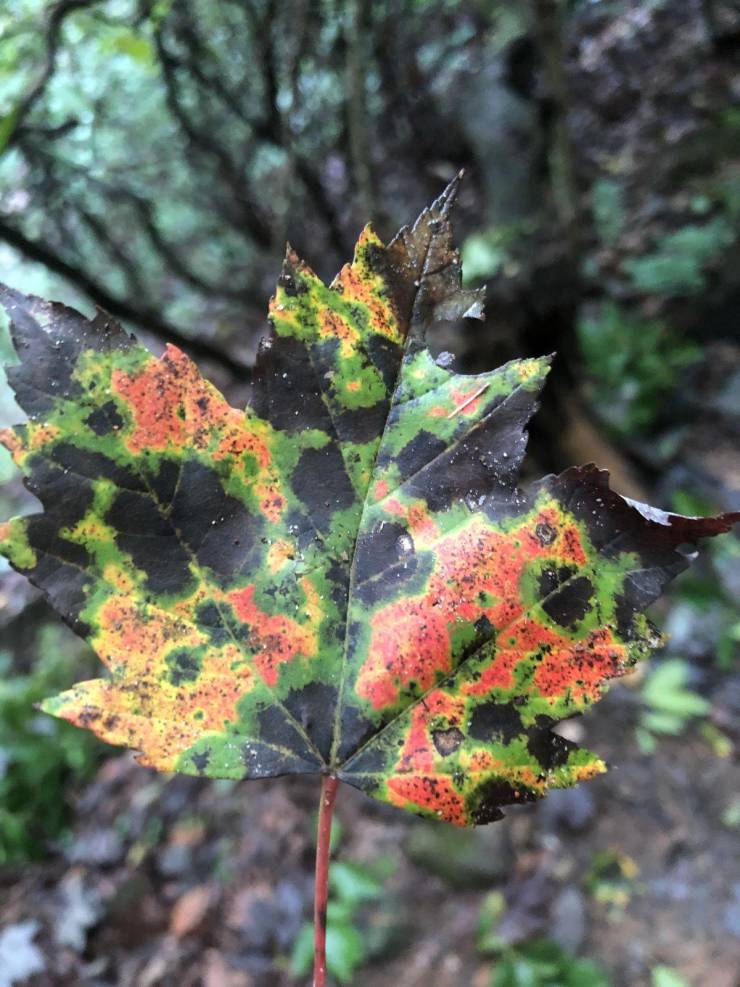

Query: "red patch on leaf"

xmin=357 ymin=505 xmax=589 ymax=709
xmin=386 ymin=774 xmax=466 ymax=825
xmin=532 ymin=626 xmax=628 ymax=702
xmin=113 ymin=346 xmax=271 ymax=470
xmin=227 ymin=584 xmax=316 ymax=687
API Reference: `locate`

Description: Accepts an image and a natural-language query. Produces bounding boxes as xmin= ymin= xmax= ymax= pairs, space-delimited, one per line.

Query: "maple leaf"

xmin=0 ymin=176 xmax=737 ymax=831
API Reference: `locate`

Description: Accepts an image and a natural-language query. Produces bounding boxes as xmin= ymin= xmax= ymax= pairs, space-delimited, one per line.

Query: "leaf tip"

xmin=435 ymin=170 xmax=464 ymax=217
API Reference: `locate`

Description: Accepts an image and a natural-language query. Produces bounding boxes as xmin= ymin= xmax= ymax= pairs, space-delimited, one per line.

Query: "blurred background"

xmin=0 ymin=1 xmax=738 ymax=985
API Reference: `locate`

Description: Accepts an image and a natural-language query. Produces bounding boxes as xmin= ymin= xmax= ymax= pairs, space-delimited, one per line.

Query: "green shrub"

xmin=577 ymin=302 xmax=700 ymax=435
xmin=0 ymin=624 xmax=101 ymax=862
xmin=623 ymin=218 xmax=734 ymax=296
xmin=489 ymin=940 xmax=612 ymax=987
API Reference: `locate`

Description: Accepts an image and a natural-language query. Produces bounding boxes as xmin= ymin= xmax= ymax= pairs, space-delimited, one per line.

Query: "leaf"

xmin=329 ymin=860 xmax=383 ymax=905
xmin=641 ymin=659 xmax=711 ymax=719
xmin=651 ymin=967 xmax=689 ymax=987
xmin=0 ymin=105 xmax=19 ymax=157
xmin=491 ymin=941 xmax=613 ymax=987
xmin=0 ymin=177 xmax=737 ymax=827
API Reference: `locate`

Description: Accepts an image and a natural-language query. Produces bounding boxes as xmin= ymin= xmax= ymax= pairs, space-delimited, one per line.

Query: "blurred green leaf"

xmin=461 ymin=232 xmax=509 ymax=282
xmin=623 ymin=218 xmax=735 ymax=296
xmin=476 ymin=890 xmax=507 ymax=954
xmin=651 ymin=966 xmax=690 ymax=987
xmin=104 ymin=29 xmax=155 ymax=66
xmin=490 ymin=940 xmax=613 ymax=987
xmin=0 ymin=623 xmax=101 ymax=862
xmin=325 ymin=923 xmax=365 ymax=984
xmin=289 ymin=924 xmax=315 ymax=978
xmin=591 ymin=178 xmax=625 ymax=244
xmin=637 ymin=659 xmax=711 ymax=748
xmin=290 ymin=916 xmax=366 ymax=984
xmin=329 ymin=860 xmax=383 ymax=905
xmin=0 ymin=105 xmax=19 ymax=155
xmin=291 ymin=853 xmax=399 ymax=981
xmin=578 ymin=302 xmax=701 ymax=435
xmin=641 ymin=660 xmax=710 ymax=718
xmin=721 ymin=796 xmax=740 ymax=830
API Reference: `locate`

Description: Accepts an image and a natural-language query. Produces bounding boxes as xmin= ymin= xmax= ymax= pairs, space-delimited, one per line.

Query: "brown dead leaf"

xmin=203 ymin=949 xmax=253 ymax=987
xmin=169 ymin=885 xmax=213 ymax=938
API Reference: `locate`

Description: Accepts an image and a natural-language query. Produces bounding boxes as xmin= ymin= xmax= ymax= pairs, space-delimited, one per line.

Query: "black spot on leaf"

xmin=432 ymin=727 xmax=465 ymax=756
xmin=190 ymin=749 xmax=211 ymax=774
xmin=283 ymin=682 xmax=339 ymax=761
xmin=542 ymin=576 xmax=594 ymax=628
xmin=468 ymin=702 xmax=524 ymax=744
xmin=292 ymin=444 xmax=355 ymax=533
xmin=166 ymin=648 xmax=202 ymax=686
xmin=86 ymin=400 xmax=124 ymax=435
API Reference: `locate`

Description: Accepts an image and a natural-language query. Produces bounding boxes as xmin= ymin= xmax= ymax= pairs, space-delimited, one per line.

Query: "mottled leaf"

xmin=1 ymin=177 xmax=737 ymax=826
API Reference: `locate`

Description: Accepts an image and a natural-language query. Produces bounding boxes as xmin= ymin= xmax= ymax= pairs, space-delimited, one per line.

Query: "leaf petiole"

xmin=314 ymin=774 xmax=340 ymax=987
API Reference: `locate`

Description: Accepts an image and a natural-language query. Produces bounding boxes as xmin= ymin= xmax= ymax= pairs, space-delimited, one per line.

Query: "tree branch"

xmin=8 ymin=1 xmax=102 ymax=148
xmin=0 ymin=217 xmax=251 ymax=379
xmin=153 ymin=24 xmax=274 ymax=250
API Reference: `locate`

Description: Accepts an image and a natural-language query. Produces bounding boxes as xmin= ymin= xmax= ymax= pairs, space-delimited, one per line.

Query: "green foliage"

xmin=0 ymin=625 xmax=100 ymax=862
xmin=651 ymin=966 xmax=689 ymax=987
xmin=636 ymin=659 xmax=711 ymax=754
xmin=476 ymin=891 xmax=508 ymax=954
xmin=577 ymin=302 xmax=701 ymax=435
xmin=461 ymin=223 xmax=529 ymax=282
xmin=585 ymin=848 xmax=639 ymax=911
xmin=0 ymin=105 xmax=19 ymax=156
xmin=591 ymin=178 xmax=625 ymax=245
xmin=721 ymin=795 xmax=740 ymax=830
xmin=623 ymin=217 xmax=735 ymax=296
xmin=712 ymin=167 xmax=740 ymax=221
xmin=477 ymin=899 xmax=613 ymax=986
xmin=291 ymin=855 xmax=398 ymax=984
xmin=488 ymin=940 xmax=612 ymax=987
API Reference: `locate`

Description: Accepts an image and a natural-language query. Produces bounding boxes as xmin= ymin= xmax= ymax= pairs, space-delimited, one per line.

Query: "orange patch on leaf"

xmin=357 ymin=604 xmax=451 ymax=710
xmin=318 ymin=308 xmax=360 ymax=358
xmin=333 ymin=233 xmax=403 ymax=343
xmin=373 ymin=478 xmax=390 ymax=500
xmin=532 ymin=626 xmax=628 ymax=703
xmin=169 ymin=646 xmax=253 ymax=729
xmin=450 ymin=385 xmax=487 ymax=416
xmin=393 ymin=693 xmax=465 ymax=774
xmin=113 ymin=346 xmax=261 ymax=464
xmin=227 ymin=584 xmax=316 ymax=687
xmin=27 ymin=422 xmax=61 ymax=451
xmin=463 ymin=618 xmax=563 ymax=696
xmin=266 ymin=539 xmax=295 ymax=573
xmin=0 ymin=427 xmax=26 ymax=462
xmin=374 ymin=498 xmax=441 ymax=542
xmin=97 ymin=597 xmax=203 ymax=675
xmin=406 ymin=501 xmax=441 ymax=541
xmin=254 ymin=481 xmax=287 ymax=523
xmin=386 ymin=774 xmax=467 ymax=825
xmin=357 ymin=504 xmax=591 ymax=710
